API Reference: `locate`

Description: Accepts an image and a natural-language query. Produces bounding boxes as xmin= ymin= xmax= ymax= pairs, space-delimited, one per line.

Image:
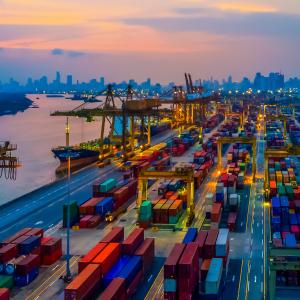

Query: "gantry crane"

xmin=52 ymin=84 xmax=166 ymax=161
xmin=269 ymin=246 xmax=300 ymax=300
xmin=217 ymin=136 xmax=257 ymax=180
xmin=264 ymin=114 xmax=288 ymax=139
xmin=0 ymin=141 xmax=19 ymax=180
xmin=137 ymin=164 xmax=195 ymax=226
xmin=224 ymin=111 xmax=244 ymax=129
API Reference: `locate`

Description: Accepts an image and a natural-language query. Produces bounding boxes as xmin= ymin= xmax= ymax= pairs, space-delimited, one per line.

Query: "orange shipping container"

xmin=92 ymin=243 xmax=121 ymax=275
xmin=269 ymin=181 xmax=276 ymax=189
xmin=78 ymin=243 xmax=107 ymax=273
xmin=65 ymin=264 xmax=101 ymax=300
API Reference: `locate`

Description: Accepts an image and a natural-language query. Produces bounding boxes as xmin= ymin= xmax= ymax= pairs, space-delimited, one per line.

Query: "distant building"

xmin=67 ymin=74 xmax=73 ymax=88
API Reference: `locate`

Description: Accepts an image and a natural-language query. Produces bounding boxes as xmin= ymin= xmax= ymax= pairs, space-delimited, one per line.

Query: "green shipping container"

xmin=275 ymin=162 xmax=281 ymax=171
xmin=278 ymin=186 xmax=286 ymax=196
xmin=63 ymin=201 xmax=79 ymax=227
xmin=169 ymin=215 xmax=179 ymax=224
xmin=99 ymin=178 xmax=117 ymax=192
xmin=140 ymin=201 xmax=152 ymax=215
xmin=0 ymin=275 xmax=14 ymax=289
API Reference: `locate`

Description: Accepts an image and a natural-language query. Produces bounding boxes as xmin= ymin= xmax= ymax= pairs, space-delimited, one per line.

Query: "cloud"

xmin=51 ymin=48 xmax=64 ymax=55
xmin=50 ymin=48 xmax=85 ymax=58
xmin=123 ymin=10 xmax=300 ymax=38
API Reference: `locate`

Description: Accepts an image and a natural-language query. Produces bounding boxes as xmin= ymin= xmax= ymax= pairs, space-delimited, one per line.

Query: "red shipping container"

xmin=211 ymin=203 xmax=222 ymax=222
xmin=92 ymin=243 xmax=121 ymax=275
xmin=1 ymin=228 xmax=32 ymax=246
xmin=100 ymin=227 xmax=124 ymax=243
xmin=16 ymin=254 xmax=40 ymax=275
xmin=0 ymin=288 xmax=9 ymax=300
xmin=164 ymin=291 xmax=176 ymax=300
xmin=194 ymin=231 xmax=208 ymax=258
xmin=134 ymin=238 xmax=155 ymax=274
xmin=78 ymin=243 xmax=107 ymax=273
xmin=0 ymin=244 xmax=17 ymax=263
xmin=228 ymin=212 xmax=237 ymax=232
xmin=122 ymin=228 xmax=144 ymax=255
xmin=164 ymin=243 xmax=186 ymax=278
xmin=114 ymin=186 xmax=129 ymax=208
xmin=24 ymin=228 xmax=44 ymax=238
xmin=168 ymin=200 xmax=182 ymax=216
xmin=42 ymin=247 xmax=62 ymax=265
xmin=79 ymin=215 xmax=94 ymax=228
xmin=65 ymin=264 xmax=101 ymax=300
xmin=98 ymin=278 xmax=126 ymax=300
xmin=161 ymin=200 xmax=174 ymax=224
xmin=204 ymin=229 xmax=219 ymax=259
xmin=41 ymin=237 xmax=53 ymax=246
xmin=127 ymin=270 xmax=142 ymax=297
xmin=178 ymin=242 xmax=199 ymax=282
xmin=42 ymin=238 xmax=62 ymax=256
xmin=200 ymin=259 xmax=211 ymax=281
xmin=80 ymin=198 xmax=104 ymax=215
xmin=87 ymin=215 xmax=101 ymax=228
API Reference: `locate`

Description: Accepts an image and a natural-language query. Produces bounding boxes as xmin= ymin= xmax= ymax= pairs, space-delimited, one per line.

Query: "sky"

xmin=0 ymin=0 xmax=300 ymax=84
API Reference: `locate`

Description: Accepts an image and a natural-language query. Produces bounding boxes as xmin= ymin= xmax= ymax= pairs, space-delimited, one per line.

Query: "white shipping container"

xmin=216 ymin=229 xmax=229 ymax=257
xmin=229 ymin=193 xmax=238 ymax=206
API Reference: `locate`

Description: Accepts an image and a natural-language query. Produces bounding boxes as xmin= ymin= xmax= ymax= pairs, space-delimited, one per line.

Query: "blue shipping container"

xmin=14 ymin=267 xmax=39 ymax=287
xmin=182 ymin=228 xmax=198 ymax=244
xmin=95 ymin=197 xmax=114 ymax=216
xmin=284 ymin=234 xmax=296 ymax=248
xmin=103 ymin=255 xmax=130 ymax=287
xmin=19 ymin=236 xmax=41 ymax=255
xmin=118 ymin=256 xmax=142 ymax=287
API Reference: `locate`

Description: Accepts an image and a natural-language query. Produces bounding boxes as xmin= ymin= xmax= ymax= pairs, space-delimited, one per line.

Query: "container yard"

xmin=2 ymin=88 xmax=300 ymax=300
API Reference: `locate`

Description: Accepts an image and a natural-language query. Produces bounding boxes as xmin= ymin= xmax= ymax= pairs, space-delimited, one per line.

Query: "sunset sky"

xmin=0 ymin=0 xmax=300 ymax=83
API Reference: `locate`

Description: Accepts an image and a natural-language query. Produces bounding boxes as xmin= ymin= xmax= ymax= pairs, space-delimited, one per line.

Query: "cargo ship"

xmin=52 ymin=146 xmax=101 ymax=175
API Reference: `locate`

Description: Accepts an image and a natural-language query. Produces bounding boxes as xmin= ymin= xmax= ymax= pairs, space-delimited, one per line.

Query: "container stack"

xmin=268 ymin=155 xmax=300 ymax=287
xmin=75 ymin=178 xmax=138 ymax=228
xmin=0 ymin=227 xmax=62 ymax=291
xmin=164 ymin=227 xmax=230 ymax=299
xmin=66 ymin=227 xmax=155 ymax=300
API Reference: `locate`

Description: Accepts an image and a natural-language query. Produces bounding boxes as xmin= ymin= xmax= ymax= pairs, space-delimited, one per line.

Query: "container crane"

xmin=0 ymin=141 xmax=20 ymax=180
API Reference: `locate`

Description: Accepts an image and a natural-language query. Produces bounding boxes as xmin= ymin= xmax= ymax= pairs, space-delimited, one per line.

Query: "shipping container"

xmin=205 ymin=258 xmax=223 ymax=295
xmin=65 ymin=264 xmax=101 ymax=300
xmin=118 ymin=256 xmax=142 ymax=287
xmin=122 ymin=228 xmax=144 ymax=255
xmin=134 ymin=238 xmax=155 ymax=274
xmin=0 ymin=288 xmax=9 ymax=300
xmin=100 ymin=227 xmax=124 ymax=243
xmin=98 ymin=277 xmax=126 ymax=300
xmin=78 ymin=243 xmax=108 ymax=273
xmin=182 ymin=228 xmax=198 ymax=244
xmin=92 ymin=243 xmax=121 ymax=275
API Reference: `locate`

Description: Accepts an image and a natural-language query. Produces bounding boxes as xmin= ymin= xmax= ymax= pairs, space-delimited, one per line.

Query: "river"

xmin=0 ymin=94 xmax=107 ymax=205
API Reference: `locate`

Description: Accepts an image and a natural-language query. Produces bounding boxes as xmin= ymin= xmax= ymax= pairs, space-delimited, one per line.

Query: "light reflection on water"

xmin=0 ymin=94 xmax=107 ymax=205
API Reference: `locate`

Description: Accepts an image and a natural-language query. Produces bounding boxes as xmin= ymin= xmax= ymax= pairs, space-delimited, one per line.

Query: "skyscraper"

xmin=67 ymin=74 xmax=73 ymax=87
xmin=56 ymin=71 xmax=61 ymax=84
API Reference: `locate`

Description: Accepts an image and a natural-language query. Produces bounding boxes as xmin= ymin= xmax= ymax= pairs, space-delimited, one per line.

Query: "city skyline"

xmin=2 ymin=70 xmax=299 ymax=93
xmin=0 ymin=1 xmax=300 ymax=82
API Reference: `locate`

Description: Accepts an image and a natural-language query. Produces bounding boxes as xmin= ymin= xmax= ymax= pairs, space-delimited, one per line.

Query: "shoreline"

xmin=0 ymin=93 xmax=33 ymax=116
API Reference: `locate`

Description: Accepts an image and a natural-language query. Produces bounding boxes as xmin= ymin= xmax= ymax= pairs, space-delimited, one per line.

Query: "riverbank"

xmin=0 ymin=93 xmax=33 ymax=116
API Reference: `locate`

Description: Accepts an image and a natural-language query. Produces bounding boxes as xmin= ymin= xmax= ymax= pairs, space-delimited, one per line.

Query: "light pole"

xmin=63 ymin=118 xmax=75 ymax=283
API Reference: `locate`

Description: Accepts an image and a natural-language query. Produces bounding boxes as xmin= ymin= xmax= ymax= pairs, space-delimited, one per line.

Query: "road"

xmin=237 ymin=120 xmax=266 ymax=300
